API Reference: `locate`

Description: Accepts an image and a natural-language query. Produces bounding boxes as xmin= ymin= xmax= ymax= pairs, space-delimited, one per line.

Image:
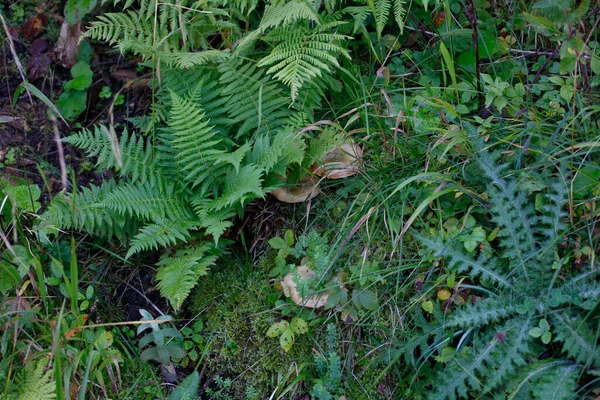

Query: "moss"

xmin=190 ymin=263 xmax=314 ymax=397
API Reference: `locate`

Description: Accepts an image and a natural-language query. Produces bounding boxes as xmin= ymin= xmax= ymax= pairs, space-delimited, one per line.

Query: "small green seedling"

xmin=267 ymin=317 xmax=308 ymax=352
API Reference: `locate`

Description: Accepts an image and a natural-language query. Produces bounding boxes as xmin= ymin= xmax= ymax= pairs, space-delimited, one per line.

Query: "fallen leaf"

xmin=22 ymin=14 xmax=46 ymax=41
xmin=311 ymin=142 xmax=363 ymax=179
xmin=27 ymin=39 xmax=51 ymax=80
xmin=30 ymin=38 xmax=49 ymax=54
xmin=55 ymin=20 xmax=83 ymax=68
xmin=270 ymin=177 xmax=319 ymax=203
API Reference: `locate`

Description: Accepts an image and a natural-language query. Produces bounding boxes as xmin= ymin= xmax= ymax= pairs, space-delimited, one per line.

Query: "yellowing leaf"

xmin=437 ymin=289 xmax=451 ymax=301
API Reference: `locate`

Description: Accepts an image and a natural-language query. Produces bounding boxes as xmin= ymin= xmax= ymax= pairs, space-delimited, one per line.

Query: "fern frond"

xmin=63 ymin=125 xmax=166 ymax=188
xmin=248 ymin=128 xmax=306 ymax=175
xmin=552 ymin=313 xmax=600 ymax=367
xmin=190 ymin=198 xmax=237 ymax=243
xmin=209 ymin=164 xmax=265 ymax=210
xmin=168 ymin=50 xmax=231 ymax=69
xmin=343 ymin=6 xmax=370 ymax=34
xmin=371 ymin=0 xmax=390 ymax=37
xmin=103 ymin=181 xmax=193 ymax=221
xmin=259 ymin=0 xmax=320 ymax=31
xmin=126 ymin=219 xmax=194 ymax=258
xmin=167 ymin=92 xmax=229 ymax=189
xmin=84 ymin=12 xmax=159 ymax=56
xmin=258 ymin=22 xmax=351 ymax=101
xmin=14 ymin=358 xmax=56 ymax=400
xmin=156 ymin=244 xmax=217 ymax=310
xmin=218 ymin=58 xmax=294 ymax=138
xmin=392 ymin=0 xmax=406 ymax=33
xmin=75 ymin=181 xmax=131 ymax=238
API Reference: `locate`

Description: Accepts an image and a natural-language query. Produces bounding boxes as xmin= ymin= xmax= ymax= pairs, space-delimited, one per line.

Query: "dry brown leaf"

xmin=270 ymin=179 xmax=319 ymax=203
xmin=22 ymin=14 xmax=47 ymax=41
xmin=54 ymin=20 xmax=83 ymax=68
xmin=281 ymin=266 xmax=345 ymax=309
xmin=311 ymin=142 xmax=363 ymax=179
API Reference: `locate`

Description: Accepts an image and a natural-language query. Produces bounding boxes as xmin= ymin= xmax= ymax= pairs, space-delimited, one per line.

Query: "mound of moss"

xmin=190 ymin=263 xmax=314 ymax=397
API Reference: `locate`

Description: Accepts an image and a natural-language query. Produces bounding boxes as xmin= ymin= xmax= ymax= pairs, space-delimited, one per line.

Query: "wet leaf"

xmin=22 ymin=15 xmax=45 ymax=41
xmin=64 ymin=61 xmax=93 ymax=91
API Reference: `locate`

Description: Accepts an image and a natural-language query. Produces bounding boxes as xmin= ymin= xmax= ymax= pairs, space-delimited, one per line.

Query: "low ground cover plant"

xmin=1 ymin=0 xmax=599 ymax=397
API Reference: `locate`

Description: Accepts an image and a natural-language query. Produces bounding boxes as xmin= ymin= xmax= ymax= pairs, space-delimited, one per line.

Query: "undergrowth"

xmin=2 ymin=0 xmax=599 ymax=397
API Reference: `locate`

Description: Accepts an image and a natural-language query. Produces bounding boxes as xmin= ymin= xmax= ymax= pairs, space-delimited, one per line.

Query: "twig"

xmin=49 ymin=114 xmax=68 ymax=191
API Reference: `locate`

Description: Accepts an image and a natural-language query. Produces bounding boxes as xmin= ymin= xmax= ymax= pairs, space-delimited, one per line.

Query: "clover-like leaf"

xmin=267 ymin=320 xmax=289 ymax=338
xmin=290 ymin=317 xmax=308 ymax=335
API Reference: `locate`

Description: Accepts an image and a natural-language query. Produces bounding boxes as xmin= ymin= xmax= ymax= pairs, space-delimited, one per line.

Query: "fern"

xmin=127 ymin=219 xmax=195 ymax=258
xmin=167 ymin=91 xmax=230 ymax=191
xmin=102 ymin=181 xmax=192 ymax=221
xmin=258 ymin=0 xmax=320 ymax=32
xmin=209 ymin=164 xmax=265 ymax=210
xmin=156 ymin=244 xmax=218 ymax=310
xmin=13 ymin=358 xmax=56 ymax=400
xmin=63 ymin=125 xmax=166 ymax=188
xmin=218 ymin=58 xmax=295 ymax=138
xmin=258 ymin=22 xmax=351 ymax=101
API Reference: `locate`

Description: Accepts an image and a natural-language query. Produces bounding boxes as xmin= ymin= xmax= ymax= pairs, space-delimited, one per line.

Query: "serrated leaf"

xmin=353 ymin=288 xmax=378 ymax=310
xmin=280 ymin=328 xmax=295 ymax=352
xmin=269 ymin=237 xmax=288 ymax=250
xmin=290 ymin=317 xmax=308 ymax=334
xmin=94 ymin=331 xmax=113 ymax=351
xmin=267 ymin=321 xmax=289 ymax=337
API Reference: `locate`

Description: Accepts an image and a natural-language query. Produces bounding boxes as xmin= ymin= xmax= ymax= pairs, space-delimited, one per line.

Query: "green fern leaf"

xmin=218 ymin=58 xmax=294 ymax=138
xmin=209 ymin=164 xmax=265 ymax=210
xmin=258 ymin=22 xmax=350 ymax=101
xmin=63 ymin=125 xmax=165 ymax=188
xmin=259 ymin=0 xmax=320 ymax=31
xmin=369 ymin=0 xmax=390 ymax=37
xmin=156 ymin=244 xmax=217 ymax=310
xmin=393 ymin=0 xmax=407 ymax=33
xmin=14 ymin=358 xmax=56 ymax=400
xmin=169 ymin=50 xmax=231 ymax=69
xmin=102 ymin=181 xmax=192 ymax=221
xmin=167 ymin=91 xmax=228 ymax=189
xmin=127 ymin=219 xmax=194 ymax=258
xmin=190 ymin=198 xmax=237 ymax=244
